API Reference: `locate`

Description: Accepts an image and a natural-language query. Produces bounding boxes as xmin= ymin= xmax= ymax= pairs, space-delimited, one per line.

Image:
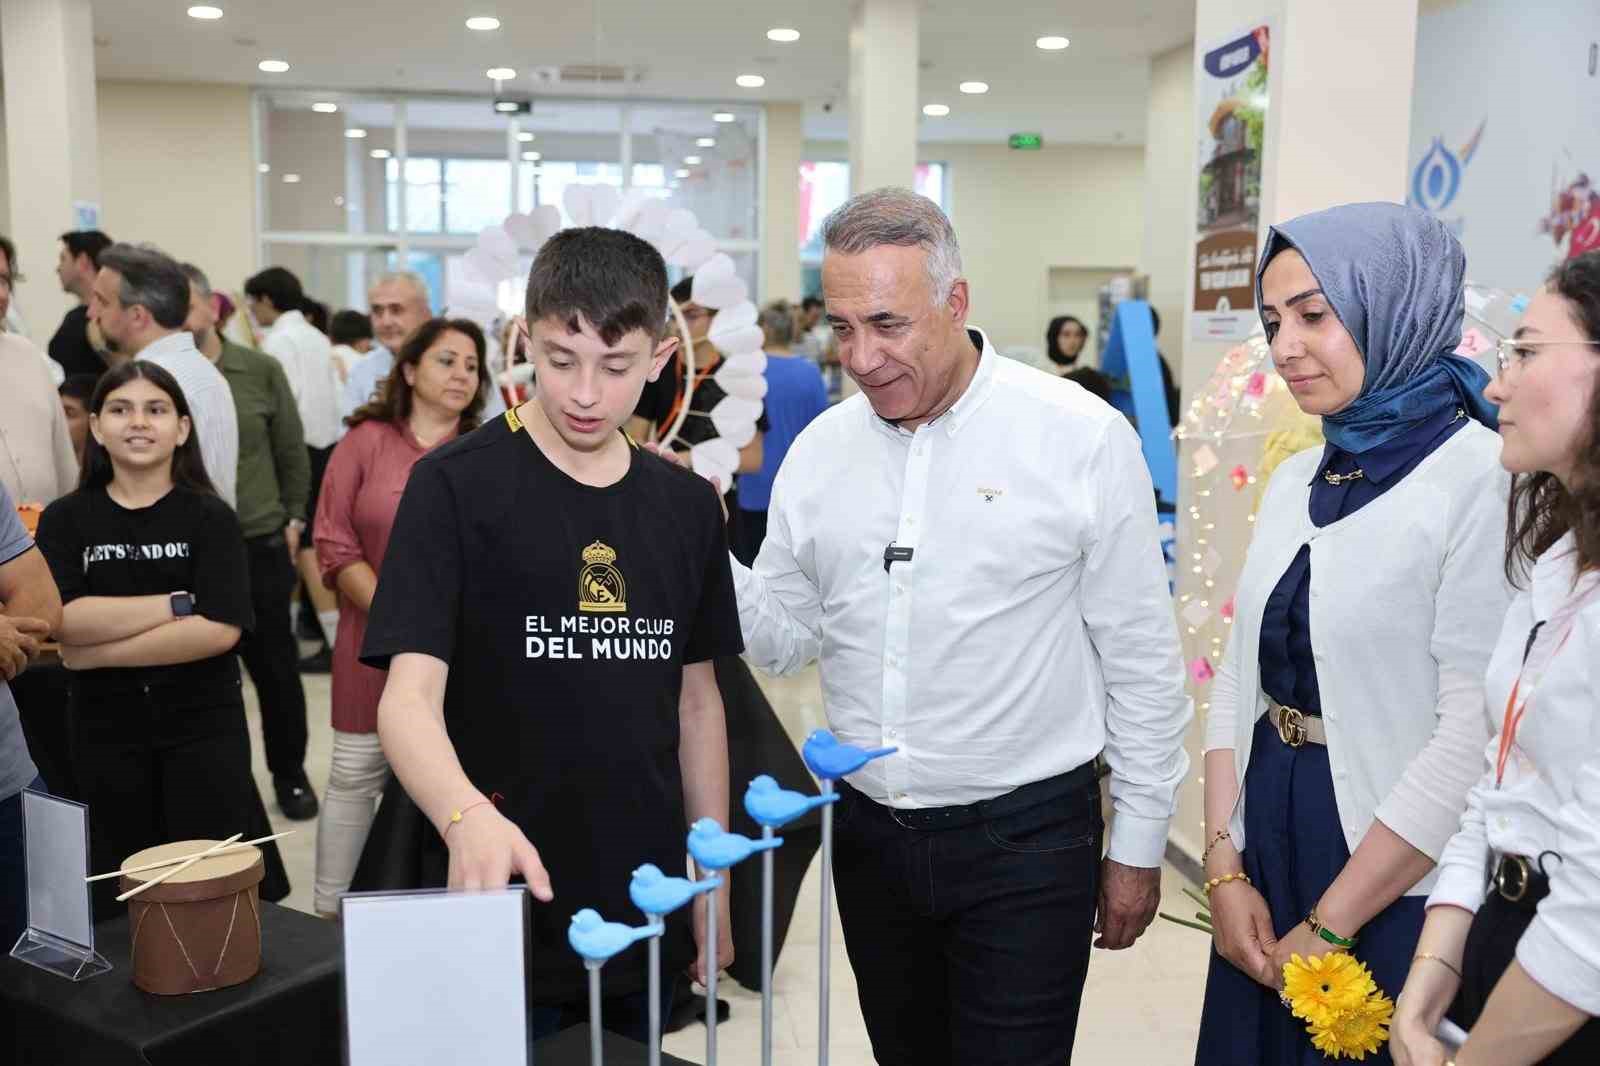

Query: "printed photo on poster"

xmin=1191 ymin=23 xmax=1272 ymax=343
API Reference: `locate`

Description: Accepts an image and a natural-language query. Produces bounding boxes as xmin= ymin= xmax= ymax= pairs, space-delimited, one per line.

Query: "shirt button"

xmin=1496 ymin=816 xmax=1511 ymax=832
xmin=895 ymin=584 xmax=905 ymax=596
xmin=906 ymin=516 xmax=916 ymax=527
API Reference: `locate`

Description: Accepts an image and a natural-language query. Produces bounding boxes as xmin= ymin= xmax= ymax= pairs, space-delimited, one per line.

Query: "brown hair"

xmin=347 ymin=317 xmax=490 ymax=433
xmin=1504 ymin=251 xmax=1600 ymax=585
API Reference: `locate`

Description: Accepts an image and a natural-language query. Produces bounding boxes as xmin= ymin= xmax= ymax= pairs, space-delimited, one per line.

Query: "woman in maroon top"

xmin=311 ymin=317 xmax=489 ymax=916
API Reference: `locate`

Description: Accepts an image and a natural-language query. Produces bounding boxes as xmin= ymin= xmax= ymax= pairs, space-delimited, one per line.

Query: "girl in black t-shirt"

xmin=36 ymin=362 xmax=288 ymax=916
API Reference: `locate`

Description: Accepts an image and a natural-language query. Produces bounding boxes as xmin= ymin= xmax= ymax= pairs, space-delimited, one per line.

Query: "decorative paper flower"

xmin=1245 ymin=371 xmax=1268 ymax=399
xmin=1283 ymin=953 xmax=1373 ymax=1028
xmin=1188 ymin=657 xmax=1215 ymax=684
xmin=1220 ymin=596 xmax=1236 ymax=623
xmin=1230 ymin=465 xmax=1250 ymax=491
xmin=1308 ymin=992 xmax=1394 ymax=1061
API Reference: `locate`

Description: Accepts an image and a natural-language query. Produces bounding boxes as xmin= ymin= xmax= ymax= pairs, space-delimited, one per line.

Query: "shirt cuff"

xmin=1106 ymin=811 xmax=1170 ymax=869
xmin=1516 ymin=916 xmax=1600 ymax=1016
xmin=1425 ymin=864 xmax=1488 ymax=915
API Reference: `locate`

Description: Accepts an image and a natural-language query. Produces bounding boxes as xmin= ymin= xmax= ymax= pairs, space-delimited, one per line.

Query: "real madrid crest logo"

xmin=578 ymin=540 xmax=627 ymax=613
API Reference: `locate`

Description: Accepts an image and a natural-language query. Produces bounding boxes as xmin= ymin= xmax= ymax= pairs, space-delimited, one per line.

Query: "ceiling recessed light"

xmin=282 ymin=173 xmax=302 ymax=183
xmin=959 ymin=81 xmax=989 ymax=94
xmin=675 ymin=168 xmax=691 ymax=178
xmin=187 ymin=5 xmax=224 ymax=19
xmin=516 ymin=131 xmax=536 ymax=142
xmin=258 ymin=59 xmax=289 ymax=73
xmin=465 ymin=16 xmax=501 ymax=31
xmin=344 ymin=128 xmax=367 ymax=139
xmin=495 ymin=101 xmax=521 ymax=113
xmin=923 ymin=104 xmax=950 ymax=117
xmin=684 ymin=155 xmax=703 ymax=166
xmin=713 ymin=112 xmax=736 ymax=123
xmin=370 ymin=148 xmax=391 ymax=159
xmin=696 ymin=137 xmax=716 ymax=148
xmin=257 ymin=163 xmax=271 ymax=173
xmin=486 ymin=67 xmax=516 ymax=80
xmin=735 ymin=74 xmax=766 ymax=89
xmin=766 ymin=28 xmax=800 ymax=43
xmin=312 ymin=101 xmax=338 ymax=113
xmin=521 ymin=151 xmax=541 ymax=161
xmin=1036 ymin=36 xmax=1070 ymax=51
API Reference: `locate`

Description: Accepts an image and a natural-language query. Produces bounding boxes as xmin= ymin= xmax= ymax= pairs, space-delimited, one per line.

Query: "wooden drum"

xmin=119 ymin=840 xmax=265 ymax=995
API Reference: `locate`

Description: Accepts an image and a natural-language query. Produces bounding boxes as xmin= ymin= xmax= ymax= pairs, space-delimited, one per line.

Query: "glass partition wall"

xmin=257 ymin=92 xmax=764 ymax=316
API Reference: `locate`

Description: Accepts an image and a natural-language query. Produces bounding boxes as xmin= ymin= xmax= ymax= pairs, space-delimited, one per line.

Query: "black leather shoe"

xmin=297 ymin=647 xmax=332 ymax=674
xmin=276 ymin=776 xmax=320 ymax=820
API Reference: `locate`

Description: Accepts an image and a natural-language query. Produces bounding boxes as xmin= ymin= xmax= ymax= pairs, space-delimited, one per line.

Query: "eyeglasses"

xmin=1494 ymin=337 xmax=1600 ymax=377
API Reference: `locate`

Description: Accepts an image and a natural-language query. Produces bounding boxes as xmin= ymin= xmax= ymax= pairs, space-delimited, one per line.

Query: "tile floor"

xmin=243 ymin=661 xmax=1209 ymax=1064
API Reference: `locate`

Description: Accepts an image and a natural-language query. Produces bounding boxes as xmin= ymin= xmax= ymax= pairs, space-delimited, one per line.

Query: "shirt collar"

xmin=272 ymin=309 xmax=306 ymax=334
xmin=1312 ymin=403 xmax=1462 ymax=486
xmin=867 ymin=326 xmax=997 ymax=440
xmin=138 ymin=330 xmax=200 ymax=363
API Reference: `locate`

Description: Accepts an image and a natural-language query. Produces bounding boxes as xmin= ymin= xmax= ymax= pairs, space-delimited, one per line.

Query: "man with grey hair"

xmin=729 ymin=187 xmax=1191 ymax=1063
xmin=338 ymin=271 xmax=505 ymax=427
xmin=91 ymin=244 xmax=239 ymax=507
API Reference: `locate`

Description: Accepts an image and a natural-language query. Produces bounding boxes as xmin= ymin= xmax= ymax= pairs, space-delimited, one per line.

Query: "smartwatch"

xmin=170 ymin=591 xmax=196 ymax=618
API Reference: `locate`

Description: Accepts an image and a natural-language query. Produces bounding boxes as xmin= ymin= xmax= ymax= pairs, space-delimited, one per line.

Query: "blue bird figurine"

xmin=743 ymin=774 xmax=840 ymax=828
xmin=629 ymin=863 xmax=722 ymax=917
xmin=687 ymin=818 xmax=783 ymax=871
xmin=567 ymin=908 xmax=658 ymax=963
xmin=801 ymin=730 xmax=898 ymax=780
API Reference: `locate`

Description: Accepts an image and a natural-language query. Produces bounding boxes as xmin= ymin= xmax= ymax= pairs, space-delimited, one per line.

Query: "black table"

xmin=2 ymin=902 xmax=696 ymax=1065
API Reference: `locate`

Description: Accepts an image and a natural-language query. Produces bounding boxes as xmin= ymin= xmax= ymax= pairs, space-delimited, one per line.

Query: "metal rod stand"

xmin=818 ymin=779 xmax=835 ymax=1066
xmin=761 ymin=825 xmax=775 ymax=1066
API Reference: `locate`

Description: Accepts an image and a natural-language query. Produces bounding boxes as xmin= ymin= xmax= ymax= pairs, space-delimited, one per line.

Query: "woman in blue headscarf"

xmin=1194 ymin=202 xmax=1512 ymax=1066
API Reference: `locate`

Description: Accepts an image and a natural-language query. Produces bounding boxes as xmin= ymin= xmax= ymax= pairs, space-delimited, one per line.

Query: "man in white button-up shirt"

xmin=731 ymin=189 xmax=1191 ymax=1064
xmin=91 ymin=245 xmax=239 ymax=508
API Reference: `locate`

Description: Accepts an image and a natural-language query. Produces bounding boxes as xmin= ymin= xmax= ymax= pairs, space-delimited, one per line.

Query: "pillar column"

xmin=847 ymin=0 xmax=919 ymax=195
xmin=761 ymin=102 xmax=804 ymax=303
xmin=2 ymin=0 xmax=100 ymax=330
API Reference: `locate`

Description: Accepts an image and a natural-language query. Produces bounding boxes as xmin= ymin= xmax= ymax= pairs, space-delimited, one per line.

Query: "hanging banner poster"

xmin=1191 ymin=22 xmax=1272 ymax=343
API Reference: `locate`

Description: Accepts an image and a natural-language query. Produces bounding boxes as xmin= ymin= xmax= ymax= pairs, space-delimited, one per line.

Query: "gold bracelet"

xmin=1201 ymin=828 xmax=1233 ymax=864
xmin=1414 ymin=952 xmax=1463 ymax=980
xmin=1203 ymin=871 xmax=1250 ymax=897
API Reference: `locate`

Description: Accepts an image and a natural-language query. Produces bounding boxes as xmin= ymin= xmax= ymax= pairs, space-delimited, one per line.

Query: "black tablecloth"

xmin=2 ymin=902 xmax=698 ymax=1065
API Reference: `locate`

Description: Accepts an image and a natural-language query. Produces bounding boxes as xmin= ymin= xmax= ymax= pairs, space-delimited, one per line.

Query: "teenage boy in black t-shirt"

xmin=361 ymin=228 xmax=742 ymax=1036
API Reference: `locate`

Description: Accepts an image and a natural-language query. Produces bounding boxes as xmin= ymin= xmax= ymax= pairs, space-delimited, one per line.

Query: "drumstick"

xmin=114 ymin=833 xmax=243 ymax=903
xmin=89 ymin=830 xmax=295 ymax=883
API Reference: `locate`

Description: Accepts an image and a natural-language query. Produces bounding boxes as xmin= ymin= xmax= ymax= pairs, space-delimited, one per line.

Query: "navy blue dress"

xmin=1195 ymin=406 xmax=1465 ymax=1066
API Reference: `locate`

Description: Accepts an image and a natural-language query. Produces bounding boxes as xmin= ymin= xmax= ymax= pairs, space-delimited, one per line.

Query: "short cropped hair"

xmin=524 ymin=227 xmax=669 ymax=345
xmin=820 ymin=187 xmax=963 ymax=303
xmin=61 ymin=230 xmax=114 ymax=270
xmin=98 ymin=243 xmax=190 ymax=329
xmin=330 ymin=309 xmax=373 ymax=346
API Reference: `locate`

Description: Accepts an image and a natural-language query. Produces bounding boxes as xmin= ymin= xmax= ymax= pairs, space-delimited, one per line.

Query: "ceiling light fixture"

xmin=1036 ymin=36 xmax=1070 ymax=51
xmin=187 ymin=6 xmax=224 ymax=19
xmin=675 ymin=168 xmax=690 ymax=178
xmin=258 ymin=59 xmax=289 ymax=73
xmin=766 ymin=28 xmax=800 ymax=43
xmin=282 ymin=173 xmax=302 ymax=183
xmin=522 ymin=151 xmax=542 ymax=161
xmin=465 ymin=16 xmax=501 ymax=31
xmin=684 ymin=155 xmax=703 ymax=166
xmin=344 ymin=128 xmax=367 ymax=139
xmin=735 ymin=74 xmax=765 ymax=89
xmin=696 ymin=137 xmax=716 ymax=148
xmin=486 ymin=67 xmax=516 ymax=80
xmin=713 ymin=112 xmax=736 ymax=123
xmin=494 ymin=101 xmax=519 ymax=112
xmin=312 ymin=101 xmax=338 ymax=113
xmin=959 ymin=81 xmax=989 ymax=94
xmin=516 ymin=131 xmax=536 ymax=142
xmin=257 ymin=163 xmax=271 ymax=173
xmin=370 ymin=148 xmax=391 ymax=159
xmin=922 ymin=104 xmax=950 ymax=117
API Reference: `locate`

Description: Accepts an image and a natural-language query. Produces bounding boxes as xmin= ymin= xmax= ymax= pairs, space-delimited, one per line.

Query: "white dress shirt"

xmin=734 ymin=328 xmax=1192 ymax=868
xmin=1205 ymin=425 xmax=1510 ymax=892
xmin=262 ymin=309 xmax=342 ymax=449
xmin=1429 ymin=533 xmax=1600 ymax=1013
xmin=0 ymin=333 xmax=77 ymax=505
xmin=137 ymin=331 xmax=238 ymax=508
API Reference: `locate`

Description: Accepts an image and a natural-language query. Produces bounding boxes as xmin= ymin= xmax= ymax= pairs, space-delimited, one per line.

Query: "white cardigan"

xmin=1204 ymin=423 xmax=1511 ymax=894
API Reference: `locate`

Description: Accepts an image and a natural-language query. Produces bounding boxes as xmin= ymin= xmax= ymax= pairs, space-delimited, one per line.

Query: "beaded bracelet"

xmin=1201 ymin=828 xmax=1233 ymax=864
xmin=1203 ymin=871 xmax=1251 ymax=897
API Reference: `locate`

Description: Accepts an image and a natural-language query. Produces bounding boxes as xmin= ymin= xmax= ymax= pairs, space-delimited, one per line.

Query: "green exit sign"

xmin=1008 ymin=133 xmax=1044 ymax=150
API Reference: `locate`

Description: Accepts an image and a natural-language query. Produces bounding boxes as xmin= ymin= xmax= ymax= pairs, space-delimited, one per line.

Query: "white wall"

xmin=1142 ymin=41 xmax=1197 ymax=377
xmin=806 ymin=138 xmax=1147 ymax=353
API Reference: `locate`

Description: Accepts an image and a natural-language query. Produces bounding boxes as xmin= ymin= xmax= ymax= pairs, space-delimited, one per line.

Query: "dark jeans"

xmin=1452 ymin=891 xmax=1600 ymax=1064
xmin=239 ymin=532 xmax=309 ymax=780
xmin=832 ymin=765 xmax=1103 ymax=1066
xmin=731 ymin=508 xmax=768 ymax=568
xmin=527 ymin=974 xmax=678 ymax=1047
xmin=10 ymin=664 xmax=77 ymax=800
xmin=1 ymin=775 xmax=46 ymax=948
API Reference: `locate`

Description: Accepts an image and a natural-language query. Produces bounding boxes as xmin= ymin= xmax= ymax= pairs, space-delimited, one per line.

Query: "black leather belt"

xmin=1493 ymin=853 xmax=1553 ymax=907
xmin=849 ymin=761 xmax=1097 ymax=833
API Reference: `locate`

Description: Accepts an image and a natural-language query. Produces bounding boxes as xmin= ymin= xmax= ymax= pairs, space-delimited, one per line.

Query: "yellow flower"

xmin=1308 ymin=992 xmax=1395 ymax=1061
xmin=1282 ymin=952 xmax=1374 ymax=1027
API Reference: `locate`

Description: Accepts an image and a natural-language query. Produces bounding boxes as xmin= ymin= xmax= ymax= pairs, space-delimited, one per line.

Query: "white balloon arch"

xmin=451 ymin=184 xmax=767 ymax=491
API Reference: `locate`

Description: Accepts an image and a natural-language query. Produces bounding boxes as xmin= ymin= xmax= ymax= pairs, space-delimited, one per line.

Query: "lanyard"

xmin=1496 ymin=575 xmax=1600 ymax=786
